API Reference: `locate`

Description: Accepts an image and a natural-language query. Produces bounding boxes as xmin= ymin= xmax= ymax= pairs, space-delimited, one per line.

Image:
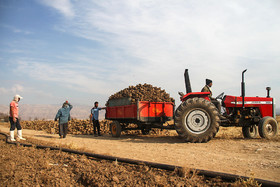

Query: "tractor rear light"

xmin=273 ymin=98 xmax=276 ymax=118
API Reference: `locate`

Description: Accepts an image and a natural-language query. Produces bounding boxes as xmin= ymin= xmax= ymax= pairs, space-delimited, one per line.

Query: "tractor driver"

xmin=201 ymin=79 xmax=221 ymax=113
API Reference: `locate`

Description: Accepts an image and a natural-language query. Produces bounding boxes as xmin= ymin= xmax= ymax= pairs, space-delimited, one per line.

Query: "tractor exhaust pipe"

xmin=184 ymin=69 xmax=192 ymax=94
xmin=241 ymin=69 xmax=247 ymax=108
xmin=266 ymin=87 xmax=271 ymax=98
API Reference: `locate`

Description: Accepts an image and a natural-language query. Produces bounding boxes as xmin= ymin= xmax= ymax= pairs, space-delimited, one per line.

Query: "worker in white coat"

xmin=9 ymin=94 xmax=25 ymax=141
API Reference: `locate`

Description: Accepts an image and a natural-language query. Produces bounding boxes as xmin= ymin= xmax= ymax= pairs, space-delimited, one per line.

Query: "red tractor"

xmin=175 ymin=69 xmax=278 ymax=143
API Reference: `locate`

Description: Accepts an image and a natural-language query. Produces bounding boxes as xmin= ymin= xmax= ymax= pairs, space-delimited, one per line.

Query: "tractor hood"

xmin=223 ymin=95 xmax=274 ymax=117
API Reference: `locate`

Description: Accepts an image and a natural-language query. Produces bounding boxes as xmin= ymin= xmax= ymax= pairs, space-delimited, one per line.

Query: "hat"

xmin=206 ymin=79 xmax=212 ymax=85
xmin=62 ymin=101 xmax=68 ymax=108
xmin=14 ymin=94 xmax=23 ymax=101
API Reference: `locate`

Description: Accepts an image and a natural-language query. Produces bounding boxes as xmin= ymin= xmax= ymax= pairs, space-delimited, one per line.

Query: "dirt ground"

xmin=2 ymin=136 xmax=245 ymax=187
xmin=0 ymin=121 xmax=280 ymax=184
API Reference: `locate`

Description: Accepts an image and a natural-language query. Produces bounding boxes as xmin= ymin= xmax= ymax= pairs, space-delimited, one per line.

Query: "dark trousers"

xmin=9 ymin=117 xmax=22 ymax=131
xmin=59 ymin=123 xmax=68 ymax=138
xmin=93 ymin=120 xmax=101 ymax=135
xmin=211 ymin=99 xmax=221 ymax=113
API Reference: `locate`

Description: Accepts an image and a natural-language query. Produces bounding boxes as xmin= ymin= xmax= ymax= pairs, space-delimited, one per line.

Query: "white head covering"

xmin=13 ymin=95 xmax=23 ymax=102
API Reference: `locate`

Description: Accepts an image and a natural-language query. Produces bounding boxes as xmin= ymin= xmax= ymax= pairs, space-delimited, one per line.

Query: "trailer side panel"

xmin=106 ymin=101 xmax=174 ymax=123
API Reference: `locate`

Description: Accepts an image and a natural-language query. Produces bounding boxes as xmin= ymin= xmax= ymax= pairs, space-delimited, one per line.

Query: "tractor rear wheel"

xmin=242 ymin=125 xmax=258 ymax=138
xmin=174 ymin=97 xmax=220 ymax=143
xmin=110 ymin=121 xmax=122 ymax=137
xmin=258 ymin=117 xmax=278 ymax=139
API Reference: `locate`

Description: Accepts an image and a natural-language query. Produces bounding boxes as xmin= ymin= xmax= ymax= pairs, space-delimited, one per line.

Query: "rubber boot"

xmin=10 ymin=131 xmax=16 ymax=141
xmin=17 ymin=130 xmax=26 ymax=140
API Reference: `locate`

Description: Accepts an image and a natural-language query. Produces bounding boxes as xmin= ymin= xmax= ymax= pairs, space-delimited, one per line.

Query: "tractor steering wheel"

xmin=215 ymin=92 xmax=224 ymax=100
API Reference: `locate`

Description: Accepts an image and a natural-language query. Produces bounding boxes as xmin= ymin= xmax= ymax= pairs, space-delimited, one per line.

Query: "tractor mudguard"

xmin=180 ymin=92 xmax=210 ymax=102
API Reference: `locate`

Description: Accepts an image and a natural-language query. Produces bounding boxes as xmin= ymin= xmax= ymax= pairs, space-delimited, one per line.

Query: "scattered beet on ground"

xmin=19 ymin=119 xmax=175 ymax=136
xmin=0 ymin=116 xmax=278 ymax=186
xmin=0 ymin=135 xmax=259 ymax=186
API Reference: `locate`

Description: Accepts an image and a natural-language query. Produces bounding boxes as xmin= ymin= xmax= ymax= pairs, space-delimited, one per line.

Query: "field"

xmin=0 ymin=135 xmax=248 ymax=187
xmin=0 ymin=117 xmax=279 ymax=186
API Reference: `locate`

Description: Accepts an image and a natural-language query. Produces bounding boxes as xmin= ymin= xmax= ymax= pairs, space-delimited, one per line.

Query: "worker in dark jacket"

xmin=90 ymin=101 xmax=106 ymax=136
xmin=201 ymin=79 xmax=221 ymax=112
xmin=55 ymin=101 xmax=73 ymax=138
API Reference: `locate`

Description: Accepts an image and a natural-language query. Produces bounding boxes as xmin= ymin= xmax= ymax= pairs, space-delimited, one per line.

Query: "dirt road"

xmin=0 ymin=123 xmax=279 ymax=182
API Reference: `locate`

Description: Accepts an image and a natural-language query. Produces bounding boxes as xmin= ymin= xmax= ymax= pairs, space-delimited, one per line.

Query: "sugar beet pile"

xmin=20 ymin=119 xmax=174 ymax=136
xmin=20 ymin=83 xmax=175 ymax=136
xmin=21 ymin=120 xmax=111 ymax=135
xmin=107 ymin=83 xmax=175 ymax=105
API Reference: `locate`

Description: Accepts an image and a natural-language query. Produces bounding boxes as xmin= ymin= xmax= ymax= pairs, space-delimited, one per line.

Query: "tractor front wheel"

xmin=174 ymin=97 xmax=220 ymax=143
xmin=242 ymin=125 xmax=258 ymax=138
xmin=258 ymin=117 xmax=278 ymax=139
xmin=110 ymin=121 xmax=122 ymax=137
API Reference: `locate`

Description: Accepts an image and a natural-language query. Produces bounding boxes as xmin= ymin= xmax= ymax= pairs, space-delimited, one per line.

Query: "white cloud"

xmin=0 ymin=83 xmax=56 ymax=105
xmin=69 ymin=1 xmax=279 ymax=92
xmin=35 ymin=0 xmax=280 ymax=104
xmin=58 ymin=1 xmax=280 ymax=70
xmin=0 ymin=84 xmax=24 ymax=95
xmin=11 ymin=84 xmax=24 ymax=93
xmin=39 ymin=0 xmax=75 ymax=18
xmin=0 ymin=87 xmax=8 ymax=94
xmin=16 ymin=60 xmax=116 ymax=95
xmin=0 ymin=24 xmax=33 ymax=35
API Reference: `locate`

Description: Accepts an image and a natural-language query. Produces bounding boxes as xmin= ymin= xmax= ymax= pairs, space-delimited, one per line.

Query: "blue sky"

xmin=0 ymin=0 xmax=280 ymax=109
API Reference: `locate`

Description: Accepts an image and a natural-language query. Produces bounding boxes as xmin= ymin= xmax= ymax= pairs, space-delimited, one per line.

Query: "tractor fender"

xmin=180 ymin=92 xmax=210 ymax=102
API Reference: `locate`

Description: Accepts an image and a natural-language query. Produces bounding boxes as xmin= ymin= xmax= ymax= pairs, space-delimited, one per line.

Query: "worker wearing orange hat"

xmin=9 ymin=94 xmax=25 ymax=141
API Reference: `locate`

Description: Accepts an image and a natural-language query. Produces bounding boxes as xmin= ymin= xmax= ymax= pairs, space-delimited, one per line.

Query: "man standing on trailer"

xmin=201 ymin=79 xmax=221 ymax=112
xmin=90 ymin=101 xmax=106 ymax=137
xmin=55 ymin=101 xmax=73 ymax=139
xmin=9 ymin=94 xmax=25 ymax=141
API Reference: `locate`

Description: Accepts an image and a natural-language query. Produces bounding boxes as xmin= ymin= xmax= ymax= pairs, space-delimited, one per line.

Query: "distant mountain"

xmin=0 ymin=104 xmax=105 ymax=120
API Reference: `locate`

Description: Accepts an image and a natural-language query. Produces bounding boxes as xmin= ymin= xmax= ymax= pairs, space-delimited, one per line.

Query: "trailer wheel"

xmin=110 ymin=121 xmax=122 ymax=137
xmin=174 ymin=97 xmax=219 ymax=143
xmin=242 ymin=125 xmax=258 ymax=138
xmin=258 ymin=117 xmax=278 ymax=139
